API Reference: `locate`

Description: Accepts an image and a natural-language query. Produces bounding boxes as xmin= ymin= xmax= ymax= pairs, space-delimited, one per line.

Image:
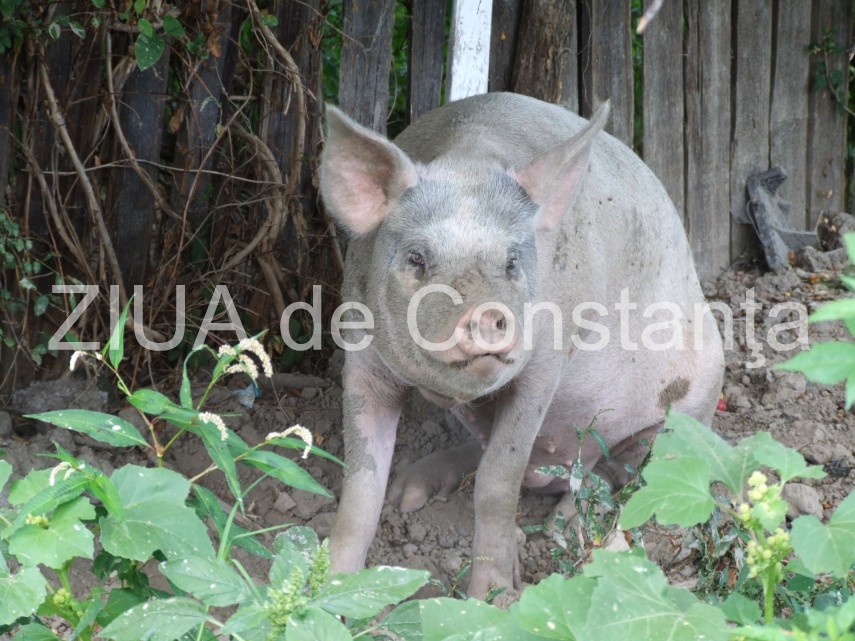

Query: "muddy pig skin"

xmin=319 ymin=92 xmax=724 ymax=600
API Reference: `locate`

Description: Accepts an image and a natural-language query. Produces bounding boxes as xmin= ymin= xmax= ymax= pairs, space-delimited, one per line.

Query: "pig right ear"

xmin=320 ymin=106 xmax=419 ymax=235
xmin=510 ymin=101 xmax=610 ymax=231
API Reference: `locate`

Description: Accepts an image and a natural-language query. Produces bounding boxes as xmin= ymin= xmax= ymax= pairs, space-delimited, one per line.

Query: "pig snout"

xmin=455 ymin=305 xmax=518 ymax=358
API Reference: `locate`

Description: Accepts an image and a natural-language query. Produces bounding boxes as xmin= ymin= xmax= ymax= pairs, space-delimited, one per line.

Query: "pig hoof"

xmin=388 ymin=443 xmax=480 ymax=512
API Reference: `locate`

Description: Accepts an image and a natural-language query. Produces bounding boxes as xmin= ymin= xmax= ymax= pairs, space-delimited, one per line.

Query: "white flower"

xmin=217 ymin=345 xmax=236 ymax=358
xmin=198 ymin=411 xmax=228 ymax=441
xmin=225 ymin=353 xmax=260 ymax=381
xmin=237 ymin=338 xmax=274 ymax=378
xmin=69 ymin=351 xmax=86 ymax=371
xmin=266 ymin=424 xmax=313 ymax=459
xmin=48 ymin=461 xmax=82 ymax=486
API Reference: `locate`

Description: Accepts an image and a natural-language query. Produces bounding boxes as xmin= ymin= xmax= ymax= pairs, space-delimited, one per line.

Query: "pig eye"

xmin=506 ymin=255 xmax=518 ymax=276
xmin=408 ymin=251 xmax=427 ymax=272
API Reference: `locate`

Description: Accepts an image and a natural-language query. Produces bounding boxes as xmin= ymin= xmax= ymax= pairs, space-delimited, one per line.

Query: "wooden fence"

xmin=341 ymin=0 xmax=853 ymax=280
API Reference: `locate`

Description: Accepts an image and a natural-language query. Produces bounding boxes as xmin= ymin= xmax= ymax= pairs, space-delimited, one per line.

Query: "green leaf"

xmin=68 ymin=20 xmax=85 ymax=38
xmin=378 ymin=601 xmax=423 ymax=641
xmin=5 ymin=474 xmax=90 ymax=537
xmin=96 ymin=588 xmax=146 ymax=627
xmin=619 ymin=457 xmax=715 ymax=529
xmin=241 ymin=449 xmax=330 ymax=496
xmin=138 ymin=18 xmax=154 ymax=37
xmin=190 ymin=485 xmax=272 ymax=560
xmin=809 ymin=298 xmax=855 ymax=322
xmin=0 ymin=566 xmax=48 ymax=626
xmin=220 ymin=604 xmax=271 ymax=638
xmin=91 ymin=0 xmax=106 ymax=8
xmin=8 ymin=496 xmax=95 ymax=568
xmin=313 ymin=567 xmax=429 ymax=619
xmin=285 ymin=605 xmax=351 ymax=641
xmin=12 ymin=623 xmax=60 ymax=641
xmin=197 ymin=419 xmax=242 ymax=504
xmin=128 ymin=389 xmax=177 ymax=415
xmin=161 ymin=556 xmax=253 ymax=607
xmin=135 ymin=32 xmax=165 ymax=71
xmin=34 ymin=294 xmax=49 ymax=316
xmin=98 ymin=597 xmax=209 ymax=641
xmin=776 ymin=342 xmax=855 ymax=385
xmin=844 ymin=233 xmax=855 ymax=265
xmin=47 ymin=22 xmax=60 ymax=39
xmin=270 ymin=526 xmax=318 ymax=586
xmin=133 ymin=0 xmax=145 ymax=13
xmin=720 ymin=592 xmax=761 ymax=625
xmin=100 ymin=466 xmax=214 ymax=561
xmin=750 ymin=432 xmax=825 ymax=483
xmin=791 ymin=492 xmax=855 ymax=577
xmin=420 ymin=598 xmax=508 ymax=641
xmin=163 ymin=15 xmax=185 ymax=38
xmin=26 ymin=409 xmax=147 ymax=448
xmin=582 ymin=550 xmax=729 ymax=641
xmin=107 ymin=298 xmax=132 ymax=368
xmin=516 ymin=572 xmax=595 ymax=639
xmin=653 ymin=412 xmax=752 ymax=495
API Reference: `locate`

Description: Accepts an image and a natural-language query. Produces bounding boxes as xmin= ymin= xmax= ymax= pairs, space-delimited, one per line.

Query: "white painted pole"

xmin=445 ymin=0 xmax=492 ymax=101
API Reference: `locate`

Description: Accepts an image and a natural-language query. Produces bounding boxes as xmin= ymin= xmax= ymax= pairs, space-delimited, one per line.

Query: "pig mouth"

xmin=448 ymin=354 xmax=514 ymax=370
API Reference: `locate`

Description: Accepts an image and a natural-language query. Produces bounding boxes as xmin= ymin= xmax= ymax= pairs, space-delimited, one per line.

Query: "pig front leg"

xmin=467 ymin=374 xmax=560 ymax=602
xmin=329 ymin=358 xmax=406 ymax=573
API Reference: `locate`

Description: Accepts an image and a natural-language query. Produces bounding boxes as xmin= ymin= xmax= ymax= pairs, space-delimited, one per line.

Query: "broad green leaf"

xmin=98 ymin=597 xmax=209 ymax=641
xmin=68 ymin=20 xmax=85 ymax=38
xmin=378 ymin=601 xmax=423 ymax=641
xmin=654 ymin=412 xmax=751 ymax=495
xmin=241 ymin=449 xmax=330 ymax=496
xmin=12 ymin=623 xmax=60 ymax=641
xmin=516 ymin=572 xmax=595 ymax=639
xmin=96 ymin=588 xmax=146 ymax=627
xmin=5 ymin=473 xmax=90 ymax=537
xmin=138 ymin=18 xmax=154 ymax=37
xmin=27 ymin=409 xmax=147 ymax=448
xmin=809 ymin=298 xmax=855 ymax=322
xmin=100 ymin=466 xmax=214 ymax=561
xmin=720 ymin=592 xmax=761 ymax=625
xmin=582 ymin=550 xmax=729 ymax=641
xmin=313 ymin=567 xmax=429 ymax=619
xmin=190 ymin=485 xmax=272 ymax=560
xmin=776 ymin=342 xmax=855 ymax=386
xmin=220 ymin=604 xmax=271 ymax=638
xmin=285 ymin=605 xmax=351 ymax=641
xmin=0 ymin=459 xmax=11 ymax=491
xmin=419 ymin=598 xmax=508 ymax=641
xmin=197 ymin=419 xmax=242 ymax=504
xmin=163 ymin=15 xmax=185 ymax=38
xmin=791 ymin=492 xmax=855 ymax=577
xmin=9 ymin=496 xmax=95 ymax=568
xmin=0 ymin=566 xmax=47 ymax=626
xmin=750 ymin=432 xmax=825 ymax=482
xmin=270 ymin=527 xmax=318 ymax=586
xmin=128 ymin=389 xmax=176 ymax=415
xmin=731 ymin=625 xmax=793 ymax=641
xmin=135 ymin=32 xmax=165 ymax=71
xmin=6 ymin=468 xmax=52 ymax=505
xmin=620 ymin=457 xmax=715 ymax=529
xmin=161 ymin=556 xmax=253 ymax=607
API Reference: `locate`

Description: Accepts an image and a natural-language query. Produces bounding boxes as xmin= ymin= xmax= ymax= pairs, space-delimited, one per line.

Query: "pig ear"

xmin=320 ymin=106 xmax=419 ymax=235
xmin=510 ymin=101 xmax=610 ymax=231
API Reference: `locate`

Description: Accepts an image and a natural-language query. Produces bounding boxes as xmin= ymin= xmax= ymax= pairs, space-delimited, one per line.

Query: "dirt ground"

xmin=2 ymin=250 xmax=854 ymax=597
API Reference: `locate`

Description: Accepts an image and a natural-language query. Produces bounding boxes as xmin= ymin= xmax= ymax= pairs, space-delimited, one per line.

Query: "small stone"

xmin=440 ymin=550 xmax=463 ymax=576
xmin=409 ymin=521 xmax=428 ymax=543
xmin=781 ymin=483 xmax=824 ymax=520
xmin=402 ymin=543 xmax=418 ymax=558
xmin=272 ymin=491 xmax=297 ymax=514
xmin=291 ymin=489 xmax=334 ymax=520
xmin=308 ymin=512 xmax=336 ymax=538
xmin=302 ymin=387 xmax=319 ymax=400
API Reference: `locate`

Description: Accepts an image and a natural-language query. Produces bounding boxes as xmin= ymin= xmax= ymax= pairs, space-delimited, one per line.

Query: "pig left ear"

xmin=510 ymin=101 xmax=610 ymax=231
xmin=320 ymin=106 xmax=419 ymax=235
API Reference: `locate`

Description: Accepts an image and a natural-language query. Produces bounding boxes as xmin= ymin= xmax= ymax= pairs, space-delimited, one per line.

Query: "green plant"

xmin=0 ymin=307 xmax=432 ymax=639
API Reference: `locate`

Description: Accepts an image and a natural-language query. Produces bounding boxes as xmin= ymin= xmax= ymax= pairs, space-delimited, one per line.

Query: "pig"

xmin=319 ymin=92 xmax=724 ymax=600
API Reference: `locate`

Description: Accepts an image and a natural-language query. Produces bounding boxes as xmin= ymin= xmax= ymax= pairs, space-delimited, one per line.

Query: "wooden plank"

xmin=446 ymin=0 xmax=492 ymax=101
xmin=409 ymin=0 xmax=447 ymax=121
xmin=338 ymin=0 xmax=396 ymax=132
xmin=588 ymin=0 xmax=633 ymax=145
xmin=512 ymin=0 xmax=578 ymax=110
xmin=641 ymin=0 xmax=684 ymax=223
xmin=770 ymin=0 xmax=812 ymax=229
xmin=729 ymin=0 xmax=772 ymax=260
xmin=489 ymin=0 xmax=523 ymax=92
xmin=109 ymin=49 xmax=171 ymax=288
xmin=807 ymin=0 xmax=852 ymax=228
xmin=684 ymin=0 xmax=732 ymax=280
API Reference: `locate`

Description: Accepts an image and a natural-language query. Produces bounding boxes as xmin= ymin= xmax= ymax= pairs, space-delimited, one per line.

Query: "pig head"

xmin=319 ymin=92 xmax=724 ymax=600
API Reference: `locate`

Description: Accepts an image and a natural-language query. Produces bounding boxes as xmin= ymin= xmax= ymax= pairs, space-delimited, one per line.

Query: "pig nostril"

xmin=496 ymin=317 xmax=506 ymax=332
